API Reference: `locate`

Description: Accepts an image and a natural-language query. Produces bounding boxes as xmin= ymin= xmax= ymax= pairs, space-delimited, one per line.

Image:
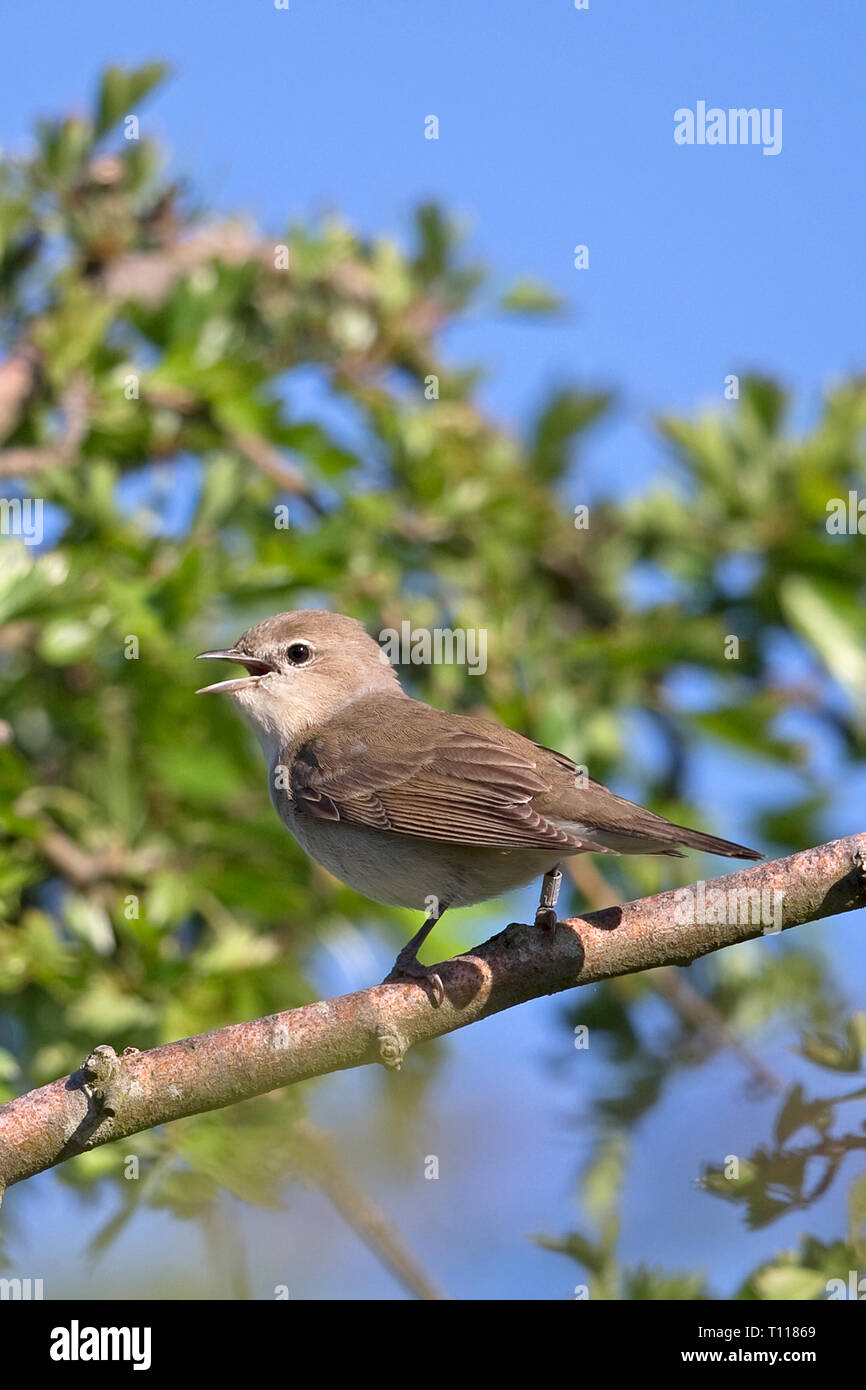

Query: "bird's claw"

xmin=384 ymin=956 xmax=444 ymax=1007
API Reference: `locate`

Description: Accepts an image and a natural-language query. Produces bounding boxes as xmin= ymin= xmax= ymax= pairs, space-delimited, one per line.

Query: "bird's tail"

xmin=665 ymin=824 xmax=763 ymax=860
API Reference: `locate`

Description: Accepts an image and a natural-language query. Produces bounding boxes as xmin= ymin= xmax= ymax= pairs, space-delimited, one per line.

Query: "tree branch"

xmin=1 ymin=834 xmax=864 ymax=1197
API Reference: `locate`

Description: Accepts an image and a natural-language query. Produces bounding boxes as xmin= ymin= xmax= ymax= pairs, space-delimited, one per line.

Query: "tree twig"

xmin=0 ymin=376 xmax=89 ymax=476
xmin=291 ymin=1119 xmax=448 ymax=1300
xmin=1 ymin=834 xmax=864 ymax=1198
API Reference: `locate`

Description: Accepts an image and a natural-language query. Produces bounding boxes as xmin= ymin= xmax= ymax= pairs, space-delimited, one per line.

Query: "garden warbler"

xmin=197 ymin=611 xmax=760 ymax=1005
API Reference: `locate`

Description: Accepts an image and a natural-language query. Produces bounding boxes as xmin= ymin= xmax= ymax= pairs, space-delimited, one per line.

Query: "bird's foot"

xmin=534 ymin=904 xmax=560 ymax=936
xmin=384 ymin=951 xmax=444 ymax=1007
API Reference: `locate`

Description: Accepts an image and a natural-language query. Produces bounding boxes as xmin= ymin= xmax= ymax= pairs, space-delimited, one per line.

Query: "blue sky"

xmin=3 ymin=0 xmax=866 ymax=1300
xmin=2 ymin=1 xmax=864 ymax=453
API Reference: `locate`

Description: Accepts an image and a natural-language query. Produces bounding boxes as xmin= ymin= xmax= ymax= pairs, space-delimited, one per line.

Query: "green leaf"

xmin=530 ymin=388 xmax=611 ymax=481
xmin=848 ymin=1168 xmax=866 ymax=1263
xmin=779 ymin=575 xmax=866 ymax=714
xmin=534 ymin=1229 xmax=606 ymax=1275
xmin=499 ymin=279 xmax=561 ymax=315
xmin=753 ymin=1265 xmax=827 ymax=1301
xmin=95 ymin=63 xmax=169 ymax=139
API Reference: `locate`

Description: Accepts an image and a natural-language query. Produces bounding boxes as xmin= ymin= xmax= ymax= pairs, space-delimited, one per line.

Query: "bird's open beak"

xmin=195 ymin=649 xmax=275 ymax=695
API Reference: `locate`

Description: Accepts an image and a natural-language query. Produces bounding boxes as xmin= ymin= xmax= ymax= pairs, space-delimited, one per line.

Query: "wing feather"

xmin=289 ymin=711 xmax=615 ymax=853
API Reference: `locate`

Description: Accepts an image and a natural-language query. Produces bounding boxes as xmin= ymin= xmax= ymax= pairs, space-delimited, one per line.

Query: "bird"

xmin=196 ymin=610 xmax=761 ymax=1005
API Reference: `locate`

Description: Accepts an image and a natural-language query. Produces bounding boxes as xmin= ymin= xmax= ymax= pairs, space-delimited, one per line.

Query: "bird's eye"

xmin=286 ymin=642 xmax=313 ymax=665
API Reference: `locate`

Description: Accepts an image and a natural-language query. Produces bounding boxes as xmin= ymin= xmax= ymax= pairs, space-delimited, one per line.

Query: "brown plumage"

xmin=288 ymin=696 xmax=760 ymax=860
xmin=197 ymin=610 xmax=761 ymax=1003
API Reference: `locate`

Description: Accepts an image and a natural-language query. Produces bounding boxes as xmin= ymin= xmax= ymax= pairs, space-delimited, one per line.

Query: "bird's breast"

xmin=276 ymin=798 xmax=557 ymax=911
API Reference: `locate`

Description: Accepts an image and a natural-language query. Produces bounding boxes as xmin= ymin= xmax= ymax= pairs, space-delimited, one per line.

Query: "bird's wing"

xmin=529 ymin=740 xmax=761 ymax=860
xmin=287 ymin=701 xmax=616 ymax=853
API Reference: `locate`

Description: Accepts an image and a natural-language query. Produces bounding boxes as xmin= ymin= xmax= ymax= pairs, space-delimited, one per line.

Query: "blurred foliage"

xmin=1 ymin=66 xmax=865 ymax=1299
xmin=543 ymin=1024 xmax=866 ymax=1300
xmin=537 ymin=1133 xmax=713 ymax=1300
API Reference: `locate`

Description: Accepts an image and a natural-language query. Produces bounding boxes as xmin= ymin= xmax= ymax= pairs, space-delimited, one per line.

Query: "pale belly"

xmin=281 ymin=804 xmax=561 ymax=911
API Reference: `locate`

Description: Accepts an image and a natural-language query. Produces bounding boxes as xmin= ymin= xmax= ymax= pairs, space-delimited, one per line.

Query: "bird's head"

xmin=196 ymin=609 xmax=402 ymax=750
